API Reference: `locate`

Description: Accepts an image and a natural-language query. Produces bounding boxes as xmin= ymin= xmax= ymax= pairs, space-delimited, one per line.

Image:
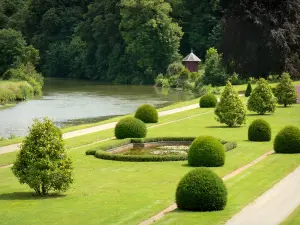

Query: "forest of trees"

xmin=1 ymin=0 xmax=300 ymax=84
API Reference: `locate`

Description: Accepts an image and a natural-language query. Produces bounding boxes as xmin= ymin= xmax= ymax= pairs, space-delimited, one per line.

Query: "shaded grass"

xmin=281 ymin=206 xmax=300 ymax=225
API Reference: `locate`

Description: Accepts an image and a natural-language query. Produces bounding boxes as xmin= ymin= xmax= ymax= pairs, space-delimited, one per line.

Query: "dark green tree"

xmin=0 ymin=28 xmax=39 ymax=76
xmin=221 ymin=0 xmax=300 ymax=79
xmin=120 ymin=0 xmax=183 ymax=84
xmin=245 ymin=82 xmax=252 ymax=97
xmin=203 ymin=47 xmax=227 ymax=86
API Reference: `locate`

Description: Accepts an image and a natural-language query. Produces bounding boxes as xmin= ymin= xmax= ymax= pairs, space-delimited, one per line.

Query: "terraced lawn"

xmin=0 ymin=103 xmax=299 ymax=225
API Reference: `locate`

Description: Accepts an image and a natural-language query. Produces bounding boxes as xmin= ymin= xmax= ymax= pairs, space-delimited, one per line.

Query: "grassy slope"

xmin=281 ymin=206 xmax=300 ymax=225
xmin=0 ymin=103 xmax=299 ymax=224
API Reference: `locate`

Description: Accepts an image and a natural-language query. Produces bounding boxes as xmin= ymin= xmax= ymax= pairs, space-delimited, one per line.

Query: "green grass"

xmin=281 ymin=206 xmax=300 ymax=225
xmin=0 ymin=103 xmax=299 ymax=224
xmin=157 ymin=154 xmax=300 ymax=225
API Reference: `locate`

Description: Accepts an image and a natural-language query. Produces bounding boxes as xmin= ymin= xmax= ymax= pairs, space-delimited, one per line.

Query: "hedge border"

xmin=86 ymin=137 xmax=237 ymax=162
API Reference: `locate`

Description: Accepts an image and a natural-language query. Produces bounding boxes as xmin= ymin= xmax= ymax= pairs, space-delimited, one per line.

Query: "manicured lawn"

xmin=0 ymin=99 xmax=299 ymax=224
xmin=157 ymin=154 xmax=300 ymax=225
xmin=281 ymin=206 xmax=300 ymax=225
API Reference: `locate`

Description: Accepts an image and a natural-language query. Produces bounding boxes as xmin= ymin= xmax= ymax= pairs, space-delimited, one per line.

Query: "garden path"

xmin=0 ymin=104 xmax=199 ymax=155
xmin=225 ymin=166 xmax=300 ymax=225
xmin=296 ymin=85 xmax=300 ymax=103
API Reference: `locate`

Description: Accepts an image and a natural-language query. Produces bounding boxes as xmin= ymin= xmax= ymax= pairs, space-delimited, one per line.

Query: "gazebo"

xmin=182 ymin=50 xmax=201 ymax=72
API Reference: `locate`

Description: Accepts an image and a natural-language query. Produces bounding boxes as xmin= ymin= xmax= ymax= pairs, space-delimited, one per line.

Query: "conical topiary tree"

xmin=12 ymin=118 xmax=73 ymax=196
xmin=245 ymin=82 xmax=252 ymax=97
xmin=215 ymin=81 xmax=246 ymax=127
xmin=248 ymin=78 xmax=277 ymax=115
xmin=275 ymin=73 xmax=297 ymax=107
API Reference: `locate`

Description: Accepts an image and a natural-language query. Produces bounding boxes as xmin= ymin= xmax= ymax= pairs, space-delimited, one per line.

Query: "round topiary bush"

xmin=200 ymin=93 xmax=218 ymax=108
xmin=134 ymin=104 xmax=158 ymax=123
xmin=176 ymin=168 xmax=227 ymax=211
xmin=115 ymin=117 xmax=147 ymax=139
xmin=274 ymin=126 xmax=300 ymax=154
xmin=248 ymin=119 xmax=271 ymax=142
xmin=188 ymin=136 xmax=225 ymax=167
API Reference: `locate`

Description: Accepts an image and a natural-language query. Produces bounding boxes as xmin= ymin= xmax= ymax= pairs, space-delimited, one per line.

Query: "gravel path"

xmin=0 ymin=103 xmax=199 ymax=155
xmin=225 ymin=166 xmax=300 ymax=225
xmin=296 ymin=85 xmax=300 ymax=104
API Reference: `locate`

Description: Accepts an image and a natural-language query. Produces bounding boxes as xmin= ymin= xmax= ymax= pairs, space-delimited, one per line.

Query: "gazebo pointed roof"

xmin=182 ymin=50 xmax=201 ymax=62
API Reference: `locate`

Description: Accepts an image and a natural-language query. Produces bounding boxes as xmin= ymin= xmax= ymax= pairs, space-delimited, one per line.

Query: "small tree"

xmin=275 ymin=73 xmax=297 ymax=107
xmin=245 ymin=82 xmax=252 ymax=97
xmin=203 ymin=48 xmax=227 ymax=86
xmin=215 ymin=81 xmax=246 ymax=127
xmin=12 ymin=118 xmax=73 ymax=196
xmin=248 ymin=78 xmax=277 ymax=114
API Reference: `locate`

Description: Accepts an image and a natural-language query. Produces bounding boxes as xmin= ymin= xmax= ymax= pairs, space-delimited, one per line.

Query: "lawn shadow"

xmin=0 ymin=192 xmax=66 ymax=200
xmin=181 ymin=163 xmax=190 ymax=167
xmin=206 ymin=126 xmax=243 ymax=129
xmin=247 ymin=114 xmax=273 ymax=117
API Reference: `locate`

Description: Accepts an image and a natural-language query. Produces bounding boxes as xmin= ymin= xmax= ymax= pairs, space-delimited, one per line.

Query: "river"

xmin=0 ymin=78 xmax=193 ymax=138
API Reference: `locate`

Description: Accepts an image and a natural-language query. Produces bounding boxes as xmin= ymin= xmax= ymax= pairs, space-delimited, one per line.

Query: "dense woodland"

xmin=1 ymin=0 xmax=300 ymax=85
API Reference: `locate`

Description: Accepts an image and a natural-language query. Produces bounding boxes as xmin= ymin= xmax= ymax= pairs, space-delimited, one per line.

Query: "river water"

xmin=0 ymin=78 xmax=192 ymax=138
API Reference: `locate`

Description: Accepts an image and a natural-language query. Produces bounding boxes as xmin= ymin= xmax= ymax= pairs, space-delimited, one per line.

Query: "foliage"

xmin=215 ymin=81 xmax=246 ymax=127
xmin=12 ymin=118 xmax=73 ymax=195
xmin=248 ymin=119 xmax=271 ymax=142
xmin=3 ymin=63 xmax=43 ymax=96
xmin=275 ymin=73 xmax=297 ymax=107
xmin=0 ymin=81 xmax=34 ymax=104
xmin=0 ymin=28 xmax=26 ymax=75
xmin=274 ymin=126 xmax=300 ymax=154
xmin=115 ymin=117 xmax=147 ymax=139
xmin=221 ymin=0 xmax=300 ymax=79
xmin=120 ymin=0 xmax=183 ymax=83
xmin=248 ymin=78 xmax=277 ymax=115
xmin=199 ymin=93 xmax=217 ymax=108
xmin=203 ymin=48 xmax=227 ymax=86
xmin=245 ymin=82 xmax=252 ymax=97
xmin=169 ymin=0 xmax=222 ymax=58
xmin=188 ymin=136 xmax=225 ymax=167
xmin=135 ymin=104 xmax=158 ymax=123
xmin=176 ymin=168 xmax=227 ymax=211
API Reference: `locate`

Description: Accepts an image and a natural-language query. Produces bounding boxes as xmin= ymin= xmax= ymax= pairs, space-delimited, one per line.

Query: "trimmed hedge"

xmin=85 ymin=137 xmax=237 ymax=162
xmin=274 ymin=126 xmax=300 ymax=154
xmin=200 ymin=93 xmax=217 ymax=108
xmin=115 ymin=117 xmax=147 ymax=139
xmin=176 ymin=168 xmax=227 ymax=211
xmin=134 ymin=104 xmax=158 ymax=123
xmin=248 ymin=119 xmax=271 ymax=142
xmin=188 ymin=136 xmax=225 ymax=167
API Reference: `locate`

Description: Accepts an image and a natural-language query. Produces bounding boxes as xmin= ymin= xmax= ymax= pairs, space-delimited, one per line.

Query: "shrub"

xmin=176 ymin=168 xmax=227 ymax=211
xmin=275 ymin=72 xmax=297 ymax=107
xmin=12 ymin=118 xmax=73 ymax=196
xmin=203 ymin=48 xmax=228 ymax=86
xmin=200 ymin=93 xmax=217 ymax=108
xmin=248 ymin=78 xmax=277 ymax=114
xmin=188 ymin=136 xmax=225 ymax=167
xmin=274 ymin=126 xmax=300 ymax=154
xmin=115 ymin=117 xmax=147 ymax=139
xmin=245 ymin=82 xmax=252 ymax=97
xmin=135 ymin=104 xmax=158 ymax=123
xmin=248 ymin=119 xmax=271 ymax=142
xmin=215 ymin=81 xmax=246 ymax=127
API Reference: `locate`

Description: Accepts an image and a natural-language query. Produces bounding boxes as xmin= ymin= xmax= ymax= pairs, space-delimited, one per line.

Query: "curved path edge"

xmin=138 ymin=150 xmax=274 ymax=225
